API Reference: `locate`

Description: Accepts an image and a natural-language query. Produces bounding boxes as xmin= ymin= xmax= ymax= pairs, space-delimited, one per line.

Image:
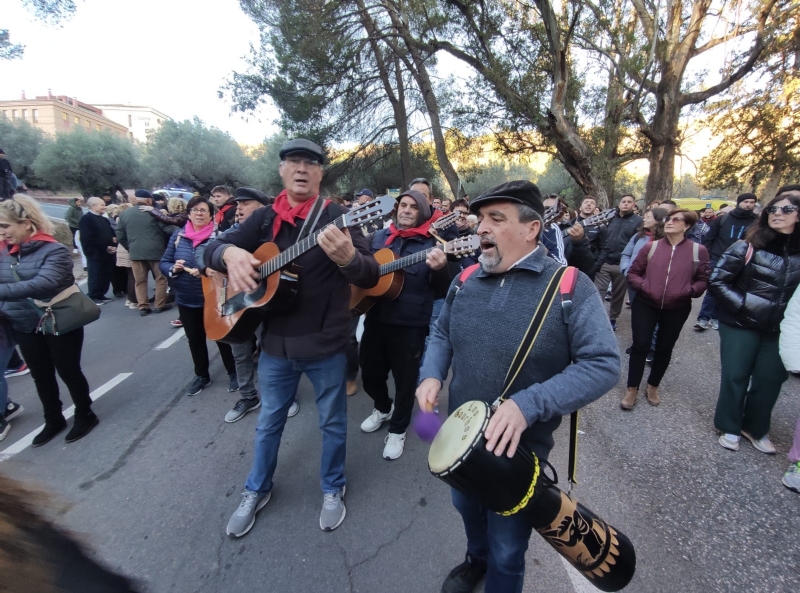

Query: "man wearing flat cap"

xmin=358 ymin=189 xmax=450 ymax=460
xmin=416 ymin=180 xmax=619 ymax=593
xmin=205 ymin=138 xmax=379 ymax=537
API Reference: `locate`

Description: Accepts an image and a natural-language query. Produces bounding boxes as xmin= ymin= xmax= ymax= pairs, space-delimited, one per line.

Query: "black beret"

xmin=234 ymin=187 xmax=271 ymax=206
xmin=134 ymin=189 xmax=152 ymax=199
xmin=279 ymin=139 xmax=325 ymax=164
xmin=469 ymin=180 xmax=544 ymax=217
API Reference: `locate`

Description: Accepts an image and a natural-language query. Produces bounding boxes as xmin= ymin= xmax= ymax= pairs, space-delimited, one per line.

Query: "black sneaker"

xmin=441 ymin=554 xmax=487 ymax=593
xmin=0 ymin=418 xmax=9 ymax=442
xmin=228 ymin=373 xmax=240 ymax=393
xmin=140 ymin=308 xmax=152 ymax=316
xmin=31 ymin=419 xmax=68 ymax=447
xmin=186 ymin=376 xmax=212 ymax=396
xmin=154 ymin=305 xmax=173 ymax=313
xmin=646 ymin=352 xmax=654 ymax=364
xmin=4 ymin=401 xmax=23 ymax=421
xmin=610 ymin=319 xmax=618 ymax=331
xmin=65 ymin=412 xmax=99 ymax=443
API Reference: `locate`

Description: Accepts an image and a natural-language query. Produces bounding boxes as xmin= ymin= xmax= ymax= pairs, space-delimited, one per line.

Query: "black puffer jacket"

xmin=0 ymin=239 xmax=75 ymax=333
xmin=603 ymin=211 xmax=642 ymax=265
xmin=710 ymin=236 xmax=800 ymax=333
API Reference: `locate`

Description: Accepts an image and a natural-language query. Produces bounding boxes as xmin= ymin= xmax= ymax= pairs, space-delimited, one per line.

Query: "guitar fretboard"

xmin=258 ymin=214 xmax=346 ymax=278
xmin=379 ymin=246 xmax=437 ymax=275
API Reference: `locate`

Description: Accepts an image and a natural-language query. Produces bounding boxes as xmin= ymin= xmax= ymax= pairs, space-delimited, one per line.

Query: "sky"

xmin=1 ymin=0 xmax=279 ymax=145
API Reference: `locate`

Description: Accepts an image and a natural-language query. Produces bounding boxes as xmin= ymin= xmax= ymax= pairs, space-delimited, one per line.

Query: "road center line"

xmin=560 ymin=557 xmax=598 ymax=593
xmin=155 ymin=329 xmax=185 ymax=350
xmin=0 ymin=372 xmax=133 ymax=462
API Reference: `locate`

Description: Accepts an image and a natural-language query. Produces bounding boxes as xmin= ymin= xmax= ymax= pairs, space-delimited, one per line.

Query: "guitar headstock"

xmin=443 ymin=235 xmax=481 ymax=257
xmin=432 ymin=212 xmax=459 ymax=232
xmin=582 ymin=208 xmax=616 ymax=226
xmin=345 ymin=196 xmax=397 ymax=230
xmin=543 ymin=202 xmax=568 ymax=226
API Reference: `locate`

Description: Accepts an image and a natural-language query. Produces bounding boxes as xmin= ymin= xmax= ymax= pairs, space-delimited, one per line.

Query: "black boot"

xmin=441 ymin=553 xmax=487 ymax=593
xmin=32 ymin=418 xmax=68 ymax=447
xmin=65 ymin=412 xmax=99 ymax=443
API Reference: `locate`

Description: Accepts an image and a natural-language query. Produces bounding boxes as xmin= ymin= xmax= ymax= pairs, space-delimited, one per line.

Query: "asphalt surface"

xmin=1 ymin=285 xmax=798 ymax=593
xmin=40 ymin=202 xmax=76 ymax=221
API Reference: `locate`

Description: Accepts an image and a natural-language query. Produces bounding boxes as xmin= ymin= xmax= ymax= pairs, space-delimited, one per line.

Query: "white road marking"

xmin=560 ymin=558 xmax=598 ymax=593
xmin=155 ymin=329 xmax=185 ymax=350
xmin=0 ymin=372 xmax=132 ymax=461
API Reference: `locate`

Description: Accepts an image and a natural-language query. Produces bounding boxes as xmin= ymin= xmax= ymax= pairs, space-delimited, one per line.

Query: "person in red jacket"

xmin=623 ymin=209 xmax=710 ymax=409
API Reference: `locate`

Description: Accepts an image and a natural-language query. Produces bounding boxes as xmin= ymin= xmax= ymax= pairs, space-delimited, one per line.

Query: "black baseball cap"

xmin=279 ymin=139 xmax=325 ymax=164
xmin=469 ymin=180 xmax=544 ymax=216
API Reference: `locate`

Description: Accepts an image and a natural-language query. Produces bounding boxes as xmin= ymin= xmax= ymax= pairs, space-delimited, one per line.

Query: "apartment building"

xmin=91 ymin=104 xmax=171 ymax=142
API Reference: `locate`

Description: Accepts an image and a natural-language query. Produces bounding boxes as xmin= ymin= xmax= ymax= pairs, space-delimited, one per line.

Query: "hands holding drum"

xmin=415 ymin=379 xmax=528 ymax=457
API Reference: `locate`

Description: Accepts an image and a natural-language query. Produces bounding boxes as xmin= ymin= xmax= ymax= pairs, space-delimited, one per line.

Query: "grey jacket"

xmin=116 ymin=207 xmax=175 ymax=261
xmin=0 ymin=240 xmax=75 ymax=333
xmin=419 ymin=247 xmax=620 ymax=460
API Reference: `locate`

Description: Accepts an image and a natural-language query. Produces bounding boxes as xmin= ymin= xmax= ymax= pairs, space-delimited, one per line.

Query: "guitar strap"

xmin=295 ymin=197 xmax=327 ymax=244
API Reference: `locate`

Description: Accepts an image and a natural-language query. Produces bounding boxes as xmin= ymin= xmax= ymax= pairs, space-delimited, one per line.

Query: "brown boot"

xmin=646 ymin=385 xmax=661 ymax=406
xmin=346 ymin=380 xmax=358 ymax=397
xmin=620 ymin=387 xmax=638 ymax=410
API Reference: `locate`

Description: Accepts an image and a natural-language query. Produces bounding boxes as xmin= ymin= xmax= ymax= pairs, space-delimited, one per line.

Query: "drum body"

xmin=429 ymin=400 xmax=636 ymax=592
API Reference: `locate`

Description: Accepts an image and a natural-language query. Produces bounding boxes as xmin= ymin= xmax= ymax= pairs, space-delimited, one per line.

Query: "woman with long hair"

xmin=711 ymin=187 xmax=800 ymax=453
xmin=620 ymin=207 xmax=668 ymax=301
xmin=0 ymin=195 xmax=97 ymax=446
xmin=623 ymin=209 xmax=710 ymax=409
xmin=159 ymin=196 xmax=237 ymax=396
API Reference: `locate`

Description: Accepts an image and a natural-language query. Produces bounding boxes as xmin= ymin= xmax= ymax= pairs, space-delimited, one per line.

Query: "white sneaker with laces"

xmin=383 ymin=432 xmax=406 ymax=460
xmin=288 ymin=401 xmax=299 ymax=418
xmin=360 ymin=404 xmax=394 ymax=433
xmin=719 ymin=433 xmax=740 ymax=451
xmin=741 ymin=431 xmax=776 ymax=454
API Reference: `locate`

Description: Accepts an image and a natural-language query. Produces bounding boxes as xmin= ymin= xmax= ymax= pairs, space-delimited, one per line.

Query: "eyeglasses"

xmin=284 ymin=156 xmax=321 ymax=168
xmin=767 ymin=205 xmax=798 ymax=215
xmin=666 ymin=216 xmax=685 ymax=224
xmin=455 ymin=210 xmax=469 ymax=217
xmin=190 ymin=208 xmax=210 ymax=215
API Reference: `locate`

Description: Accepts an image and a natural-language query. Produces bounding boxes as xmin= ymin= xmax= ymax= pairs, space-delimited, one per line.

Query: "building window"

xmin=11 ymin=110 xmax=16 ymax=120
xmin=21 ymin=110 xmax=27 ymax=120
xmin=62 ymin=112 xmax=68 ymax=120
xmin=96 ymin=124 xmax=101 ymax=131
xmin=32 ymin=109 xmax=38 ymax=123
xmin=74 ymin=116 xmax=80 ymax=124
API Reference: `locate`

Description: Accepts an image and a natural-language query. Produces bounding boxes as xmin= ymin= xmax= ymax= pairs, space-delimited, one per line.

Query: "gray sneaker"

xmin=693 ymin=319 xmax=709 ymax=331
xmin=226 ymin=490 xmax=271 ymax=538
xmin=320 ymin=486 xmax=346 ymax=532
xmin=710 ymin=319 xmax=719 ymax=330
xmin=225 ymin=397 xmax=261 ymax=423
xmin=782 ymin=462 xmax=800 ymax=493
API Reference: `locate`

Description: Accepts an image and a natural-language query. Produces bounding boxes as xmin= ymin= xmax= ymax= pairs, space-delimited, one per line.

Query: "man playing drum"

xmin=416 ymin=180 xmax=620 ymax=593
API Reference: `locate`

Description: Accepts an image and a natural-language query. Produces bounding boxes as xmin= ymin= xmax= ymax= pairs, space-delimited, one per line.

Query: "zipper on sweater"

xmin=500 ymin=275 xmax=506 ymax=287
xmin=661 ymin=244 xmax=676 ymax=308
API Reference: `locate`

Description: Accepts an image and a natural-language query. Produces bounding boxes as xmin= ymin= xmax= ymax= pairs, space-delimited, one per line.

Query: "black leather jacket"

xmin=709 ymin=236 xmax=800 ymax=333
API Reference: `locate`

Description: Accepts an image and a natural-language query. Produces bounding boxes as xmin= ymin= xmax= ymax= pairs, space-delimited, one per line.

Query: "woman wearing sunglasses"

xmin=710 ymin=187 xmax=800 ymax=453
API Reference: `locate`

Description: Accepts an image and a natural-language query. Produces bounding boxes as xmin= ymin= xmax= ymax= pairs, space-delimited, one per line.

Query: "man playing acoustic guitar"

xmin=204 ymin=138 xmax=379 ymax=537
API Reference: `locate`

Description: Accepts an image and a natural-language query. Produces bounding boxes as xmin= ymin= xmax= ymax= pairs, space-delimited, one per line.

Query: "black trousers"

xmin=359 ymin=319 xmax=427 ymax=434
xmin=13 ymin=328 xmax=92 ymax=424
xmin=8 ymin=347 xmax=23 ymax=369
xmin=126 ymin=268 xmax=137 ymax=303
xmin=86 ymin=255 xmax=115 ymax=300
xmin=627 ymin=298 xmax=691 ymax=389
xmin=346 ymin=314 xmax=360 ymax=382
xmin=111 ymin=265 xmax=128 ymax=295
xmin=178 ymin=305 xmax=236 ymax=379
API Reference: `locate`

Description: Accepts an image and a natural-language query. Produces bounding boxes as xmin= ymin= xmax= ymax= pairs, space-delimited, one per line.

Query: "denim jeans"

xmin=231 ymin=335 xmax=258 ymax=399
xmin=245 ymin=352 xmax=347 ymax=495
xmin=451 ymin=488 xmax=533 ymax=593
xmin=0 ymin=343 xmax=16 ymax=411
xmin=424 ymin=298 xmax=445 ymax=353
xmin=697 ymin=259 xmax=718 ymax=321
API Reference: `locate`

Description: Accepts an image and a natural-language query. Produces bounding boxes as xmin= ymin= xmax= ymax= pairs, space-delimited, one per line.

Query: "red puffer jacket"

xmin=627 ymin=238 xmax=710 ymax=309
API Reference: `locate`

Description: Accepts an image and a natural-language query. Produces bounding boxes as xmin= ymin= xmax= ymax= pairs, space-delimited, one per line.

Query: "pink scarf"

xmin=183 ymin=221 xmax=214 ymax=247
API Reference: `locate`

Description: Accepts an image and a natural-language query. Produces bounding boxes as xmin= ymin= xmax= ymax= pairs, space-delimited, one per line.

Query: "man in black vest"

xmin=79 ymin=197 xmax=117 ymax=304
xmin=359 ymin=190 xmax=450 ymax=460
xmin=205 ymin=139 xmax=378 ymax=537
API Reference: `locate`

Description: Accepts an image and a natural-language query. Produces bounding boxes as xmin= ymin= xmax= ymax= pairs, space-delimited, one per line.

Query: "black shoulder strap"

xmin=296 ymin=197 xmax=326 ymax=244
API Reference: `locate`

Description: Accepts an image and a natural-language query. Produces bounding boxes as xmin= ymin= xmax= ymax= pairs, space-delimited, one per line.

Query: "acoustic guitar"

xmin=203 ymin=196 xmax=395 ymax=343
xmin=350 ymin=235 xmax=481 ymax=314
xmin=561 ymin=209 xmax=616 ymax=237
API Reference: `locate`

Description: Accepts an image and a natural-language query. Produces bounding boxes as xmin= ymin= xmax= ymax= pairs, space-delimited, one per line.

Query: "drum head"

xmin=428 ymin=400 xmax=491 ymax=475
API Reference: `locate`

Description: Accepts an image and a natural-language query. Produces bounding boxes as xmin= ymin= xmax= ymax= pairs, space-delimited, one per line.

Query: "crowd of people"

xmin=0 ymin=137 xmax=798 ymax=593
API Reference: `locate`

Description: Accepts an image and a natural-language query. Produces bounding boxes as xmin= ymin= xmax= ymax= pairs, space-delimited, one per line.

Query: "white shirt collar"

xmin=507 ymin=245 xmax=540 ymax=270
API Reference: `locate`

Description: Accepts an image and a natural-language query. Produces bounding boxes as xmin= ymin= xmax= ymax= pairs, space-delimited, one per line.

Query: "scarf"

xmin=9 ymin=232 xmax=58 ymax=255
xmin=271 ymin=190 xmax=323 ymax=237
xmin=183 ymin=221 xmax=215 ymax=247
xmin=384 ymin=219 xmax=433 ymax=246
xmin=214 ymin=203 xmax=234 ymax=226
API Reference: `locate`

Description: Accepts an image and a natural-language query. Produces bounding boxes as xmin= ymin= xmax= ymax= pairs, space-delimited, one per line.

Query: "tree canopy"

xmin=0 ymin=117 xmax=48 ymax=184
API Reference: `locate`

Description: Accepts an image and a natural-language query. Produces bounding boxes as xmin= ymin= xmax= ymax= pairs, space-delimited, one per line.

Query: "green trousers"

xmin=714 ymin=322 xmax=788 ymax=438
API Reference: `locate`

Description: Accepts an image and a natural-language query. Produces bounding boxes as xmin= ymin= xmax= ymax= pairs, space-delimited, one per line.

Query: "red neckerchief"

xmin=214 ymin=203 xmax=234 ymax=226
xmin=384 ymin=219 xmax=433 ymax=246
xmin=9 ymin=232 xmax=58 ymax=255
xmin=430 ymin=209 xmax=444 ymax=223
xmin=271 ymin=190 xmax=323 ymax=237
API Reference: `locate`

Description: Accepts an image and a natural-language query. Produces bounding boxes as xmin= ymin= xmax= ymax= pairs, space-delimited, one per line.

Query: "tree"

xmin=2 ymin=1 xmax=77 ymax=60
xmin=142 ymin=118 xmax=253 ymax=195
xmin=0 ymin=116 xmax=48 ymax=184
xmin=33 ymin=128 xmax=140 ymax=198
xmin=247 ymin=132 xmax=289 ymax=196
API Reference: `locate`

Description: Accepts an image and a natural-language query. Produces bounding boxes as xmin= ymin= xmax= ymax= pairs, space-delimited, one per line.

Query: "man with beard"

xmin=694 ymin=192 xmax=759 ymax=331
xmin=359 ymin=190 xmax=449 ymax=460
xmin=416 ymin=180 xmax=619 ymax=593
xmin=571 ymin=195 xmax=608 ymax=263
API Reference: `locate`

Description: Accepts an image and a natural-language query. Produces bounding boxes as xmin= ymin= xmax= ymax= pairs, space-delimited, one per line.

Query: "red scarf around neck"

xmin=384 ymin=219 xmax=433 ymax=246
xmin=9 ymin=232 xmax=58 ymax=255
xmin=271 ymin=190 xmax=327 ymax=237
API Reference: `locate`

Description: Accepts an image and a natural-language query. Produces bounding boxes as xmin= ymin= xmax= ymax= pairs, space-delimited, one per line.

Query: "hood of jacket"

xmin=729 ymin=207 xmax=758 ymax=220
xmin=68 ymin=197 xmax=79 ymax=208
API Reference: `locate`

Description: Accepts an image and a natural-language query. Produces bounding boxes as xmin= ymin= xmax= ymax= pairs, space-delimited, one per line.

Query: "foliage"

xmin=247 ymin=132 xmax=289 ymax=197
xmin=0 ymin=116 xmax=49 ymax=184
xmin=33 ymin=128 xmax=140 ymax=198
xmin=2 ymin=0 xmax=77 ymax=60
xmin=141 ymin=118 xmax=253 ymax=195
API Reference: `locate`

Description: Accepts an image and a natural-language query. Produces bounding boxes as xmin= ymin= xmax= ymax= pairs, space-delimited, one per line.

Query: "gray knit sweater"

xmin=419 ymin=247 xmax=620 ymax=459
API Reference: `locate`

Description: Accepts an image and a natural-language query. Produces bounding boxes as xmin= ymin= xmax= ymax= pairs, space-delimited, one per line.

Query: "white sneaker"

xmin=128 ymin=302 xmax=138 ymax=310
xmin=741 ymin=431 xmax=776 ymax=454
xmin=383 ymin=432 xmax=406 ymax=460
xmin=288 ymin=401 xmax=299 ymax=418
xmin=360 ymin=405 xmax=394 ymax=433
xmin=125 ymin=300 xmax=132 ymax=306
xmin=719 ymin=433 xmax=740 ymax=451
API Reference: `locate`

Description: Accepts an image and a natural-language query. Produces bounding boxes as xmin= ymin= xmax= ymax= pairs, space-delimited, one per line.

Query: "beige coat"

xmin=116 ymin=243 xmax=132 ymax=268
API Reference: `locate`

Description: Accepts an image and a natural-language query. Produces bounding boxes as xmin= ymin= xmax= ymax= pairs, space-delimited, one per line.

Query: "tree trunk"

xmin=644 ymin=74 xmax=682 ymax=203
xmin=760 ymin=143 xmax=787 ymax=202
xmin=394 ymin=56 xmax=412 ymax=189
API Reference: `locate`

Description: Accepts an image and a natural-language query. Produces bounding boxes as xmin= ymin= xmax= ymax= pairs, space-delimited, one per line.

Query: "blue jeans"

xmin=0 ymin=344 xmax=15 ymax=411
xmin=697 ymin=259 xmax=718 ymax=321
xmin=451 ymin=488 xmax=533 ymax=593
xmin=245 ymin=352 xmax=347 ymax=495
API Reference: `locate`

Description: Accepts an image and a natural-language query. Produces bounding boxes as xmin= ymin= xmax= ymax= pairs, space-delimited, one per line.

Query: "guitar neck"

xmin=258 ymin=214 xmax=346 ymax=278
xmin=379 ymin=246 xmax=435 ymax=275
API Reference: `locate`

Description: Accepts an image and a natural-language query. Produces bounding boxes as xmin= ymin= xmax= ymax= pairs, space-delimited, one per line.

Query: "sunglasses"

xmin=766 ymin=205 xmax=798 ymax=215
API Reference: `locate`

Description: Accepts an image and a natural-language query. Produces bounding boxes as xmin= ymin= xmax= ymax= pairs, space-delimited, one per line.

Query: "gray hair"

xmin=87 ymin=197 xmax=105 ymax=209
xmin=516 ymin=204 xmax=544 ymax=240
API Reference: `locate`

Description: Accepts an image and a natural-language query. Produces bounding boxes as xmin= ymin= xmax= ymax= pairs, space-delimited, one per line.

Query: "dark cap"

xmin=737 ymin=192 xmax=757 ymax=205
xmin=469 ymin=180 xmax=544 ymax=216
xmin=279 ymin=139 xmax=324 ymax=164
xmin=355 ymin=188 xmax=374 ymax=198
xmin=397 ymin=189 xmax=432 ymax=223
xmin=234 ymin=187 xmax=271 ymax=206
xmin=134 ymin=189 xmax=152 ymax=199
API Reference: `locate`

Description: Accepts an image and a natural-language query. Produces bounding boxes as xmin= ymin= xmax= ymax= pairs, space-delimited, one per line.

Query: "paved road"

xmin=0 ymin=289 xmax=798 ymax=593
xmin=40 ymin=202 xmax=78 ymax=221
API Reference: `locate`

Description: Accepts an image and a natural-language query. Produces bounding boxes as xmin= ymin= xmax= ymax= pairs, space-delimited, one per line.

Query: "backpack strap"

xmin=445 ymin=263 xmax=480 ymax=305
xmin=692 ymin=241 xmax=699 ymax=275
xmin=647 ymin=239 xmax=659 ymax=261
xmin=745 ymin=242 xmax=754 ymax=265
xmin=559 ymin=266 xmax=579 ymax=324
